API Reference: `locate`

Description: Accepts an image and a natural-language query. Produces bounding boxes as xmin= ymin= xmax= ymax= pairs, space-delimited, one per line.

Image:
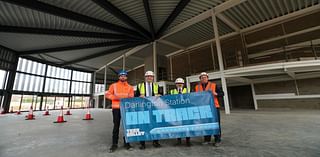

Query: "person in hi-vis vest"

xmin=135 ymin=71 xmax=162 ymax=150
xmin=105 ymin=70 xmax=134 ymax=153
xmin=169 ymin=78 xmax=192 ymax=147
xmin=195 ymin=72 xmax=224 ymax=147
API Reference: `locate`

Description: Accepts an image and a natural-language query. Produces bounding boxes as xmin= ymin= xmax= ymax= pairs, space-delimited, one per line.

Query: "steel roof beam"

xmin=61 ymin=41 xmax=148 ymax=66
xmin=242 ymin=4 xmax=320 ymax=33
xmin=160 ymin=0 xmax=246 ymax=40
xmin=92 ymin=0 xmax=151 ymax=39
xmin=158 ymin=39 xmax=185 ymax=50
xmin=143 ymin=0 xmax=155 ymax=39
xmin=156 ymin=0 xmax=191 ymax=38
xmin=1 ymin=0 xmax=144 ymax=39
xmin=19 ymin=40 xmax=133 ymax=55
xmin=216 ymin=13 xmax=240 ymax=32
xmin=0 ymin=25 xmax=139 ymax=40
xmin=247 ymin=25 xmax=320 ymax=48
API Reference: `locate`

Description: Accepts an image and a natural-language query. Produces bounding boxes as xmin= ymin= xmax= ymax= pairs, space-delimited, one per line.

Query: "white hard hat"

xmin=175 ymin=78 xmax=184 ymax=84
xmin=145 ymin=71 xmax=154 ymax=76
xmin=199 ymin=72 xmax=209 ymax=79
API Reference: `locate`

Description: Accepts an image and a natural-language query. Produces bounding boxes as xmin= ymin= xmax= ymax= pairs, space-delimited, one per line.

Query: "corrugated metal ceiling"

xmin=149 ymin=0 xmax=180 ymax=32
xmin=163 ymin=17 xmax=233 ymax=47
xmin=39 ymin=0 xmax=132 ymax=30
xmin=0 ymin=1 xmax=111 ymax=33
xmin=223 ymin=0 xmax=320 ymax=29
xmin=0 ymin=32 xmax=113 ymax=51
xmin=108 ymin=0 xmax=150 ymax=32
xmin=168 ymin=0 xmax=226 ymax=30
xmin=0 ymin=0 xmax=318 ymax=71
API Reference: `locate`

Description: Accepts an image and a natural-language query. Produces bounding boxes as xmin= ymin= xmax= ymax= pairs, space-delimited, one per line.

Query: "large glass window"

xmin=44 ymin=78 xmax=70 ymax=93
xmin=33 ymin=95 xmax=41 ymax=111
xmin=13 ymin=73 xmax=44 ymax=92
xmin=43 ymin=97 xmax=55 ymax=110
xmin=95 ymin=84 xmax=105 ymax=93
xmin=47 ymin=65 xmax=71 ymax=80
xmin=0 ymin=70 xmax=7 ymax=90
xmin=71 ymin=82 xmax=90 ymax=94
xmin=72 ymin=96 xmax=90 ymax=108
xmin=10 ymin=58 xmax=93 ymax=110
xmin=10 ymin=94 xmax=22 ymax=112
xmin=17 ymin=58 xmax=46 ymax=76
xmin=20 ymin=95 xmax=33 ymax=111
xmin=55 ymin=97 xmax=69 ymax=109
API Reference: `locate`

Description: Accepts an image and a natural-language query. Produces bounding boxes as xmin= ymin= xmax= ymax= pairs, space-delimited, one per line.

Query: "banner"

xmin=120 ymin=91 xmax=220 ymax=143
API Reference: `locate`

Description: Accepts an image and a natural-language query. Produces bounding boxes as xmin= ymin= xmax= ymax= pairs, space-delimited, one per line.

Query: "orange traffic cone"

xmin=16 ymin=109 xmax=21 ymax=115
xmin=83 ymin=108 xmax=94 ymax=120
xmin=54 ymin=107 xmax=66 ymax=123
xmin=65 ymin=107 xmax=72 ymax=115
xmin=10 ymin=106 xmax=14 ymax=113
xmin=25 ymin=106 xmax=35 ymax=120
xmin=43 ymin=106 xmax=50 ymax=116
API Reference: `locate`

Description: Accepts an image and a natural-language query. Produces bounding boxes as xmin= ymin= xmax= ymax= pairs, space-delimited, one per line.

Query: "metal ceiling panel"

xmin=0 ymin=1 xmax=111 ymax=33
xmin=157 ymin=41 xmax=180 ymax=56
xmin=108 ymin=0 xmax=150 ymax=32
xmin=149 ymin=0 xmax=180 ymax=32
xmin=39 ymin=0 xmax=131 ymax=29
xmin=223 ymin=0 xmax=320 ymax=29
xmin=0 ymin=32 xmax=112 ymax=51
xmin=168 ymin=0 xmax=226 ymax=30
xmin=162 ymin=18 xmax=214 ymax=47
xmin=76 ymin=48 xmax=130 ymax=69
xmin=44 ymin=46 xmax=119 ymax=62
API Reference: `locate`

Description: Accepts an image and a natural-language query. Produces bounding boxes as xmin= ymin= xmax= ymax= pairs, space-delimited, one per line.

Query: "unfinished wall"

xmin=127 ymin=66 xmax=144 ymax=86
xmin=254 ymin=78 xmax=320 ymax=109
xmin=254 ymin=80 xmax=297 ymax=95
xmin=171 ymin=44 xmax=219 ymax=79
xmin=257 ymin=99 xmax=320 ymax=109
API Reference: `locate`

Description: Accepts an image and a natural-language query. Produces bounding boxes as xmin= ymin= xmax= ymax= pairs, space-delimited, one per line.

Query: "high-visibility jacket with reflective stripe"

xmin=138 ymin=82 xmax=158 ymax=96
xmin=105 ymin=81 xmax=134 ymax=109
xmin=195 ymin=82 xmax=220 ymax=108
xmin=169 ymin=88 xmax=188 ymax=95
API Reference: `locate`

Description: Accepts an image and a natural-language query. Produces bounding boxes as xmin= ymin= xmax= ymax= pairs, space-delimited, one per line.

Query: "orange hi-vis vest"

xmin=105 ymin=81 xmax=134 ymax=109
xmin=195 ymin=82 xmax=220 ymax=108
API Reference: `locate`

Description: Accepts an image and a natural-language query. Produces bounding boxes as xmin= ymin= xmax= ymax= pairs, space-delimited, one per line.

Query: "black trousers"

xmin=140 ymin=140 xmax=159 ymax=146
xmin=112 ymin=109 xmax=128 ymax=145
xmin=177 ymin=137 xmax=190 ymax=142
xmin=204 ymin=108 xmax=221 ymax=143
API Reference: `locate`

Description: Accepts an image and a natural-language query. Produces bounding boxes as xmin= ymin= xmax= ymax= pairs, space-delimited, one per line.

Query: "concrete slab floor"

xmin=0 ymin=109 xmax=319 ymax=157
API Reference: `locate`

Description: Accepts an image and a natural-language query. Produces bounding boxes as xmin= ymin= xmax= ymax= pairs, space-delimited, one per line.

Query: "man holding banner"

xmin=120 ymin=86 xmax=221 ymax=147
xmin=169 ymin=78 xmax=192 ymax=147
xmin=135 ymin=71 xmax=162 ymax=149
xmin=195 ymin=72 xmax=224 ymax=147
xmin=105 ymin=70 xmax=134 ymax=153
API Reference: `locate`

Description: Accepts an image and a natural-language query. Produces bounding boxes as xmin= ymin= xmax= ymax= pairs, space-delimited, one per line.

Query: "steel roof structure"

xmin=0 ymin=0 xmax=319 ymax=74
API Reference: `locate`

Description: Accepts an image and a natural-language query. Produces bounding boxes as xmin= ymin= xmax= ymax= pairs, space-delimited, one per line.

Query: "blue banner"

xmin=120 ymin=91 xmax=220 ymax=143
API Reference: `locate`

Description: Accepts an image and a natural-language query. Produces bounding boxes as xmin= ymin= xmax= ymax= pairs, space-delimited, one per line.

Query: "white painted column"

xmin=294 ymin=79 xmax=300 ymax=95
xmin=170 ymin=56 xmax=173 ymax=81
xmin=103 ymin=66 xmax=107 ymax=109
xmin=122 ymin=54 xmax=126 ymax=70
xmin=92 ymin=72 xmax=97 ymax=108
xmin=212 ymin=11 xmax=230 ymax=114
xmin=186 ymin=78 xmax=191 ymax=93
xmin=251 ymin=83 xmax=258 ymax=110
xmin=153 ymin=41 xmax=157 ymax=82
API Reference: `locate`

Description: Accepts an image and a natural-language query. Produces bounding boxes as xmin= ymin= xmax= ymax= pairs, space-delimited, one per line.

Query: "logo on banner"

xmin=120 ymin=91 xmax=220 ymax=142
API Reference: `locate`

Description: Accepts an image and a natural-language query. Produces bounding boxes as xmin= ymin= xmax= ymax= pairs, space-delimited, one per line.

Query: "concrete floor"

xmin=0 ymin=109 xmax=319 ymax=157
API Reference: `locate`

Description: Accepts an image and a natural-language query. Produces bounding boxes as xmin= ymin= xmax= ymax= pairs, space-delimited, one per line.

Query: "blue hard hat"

xmin=118 ymin=70 xmax=128 ymax=76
